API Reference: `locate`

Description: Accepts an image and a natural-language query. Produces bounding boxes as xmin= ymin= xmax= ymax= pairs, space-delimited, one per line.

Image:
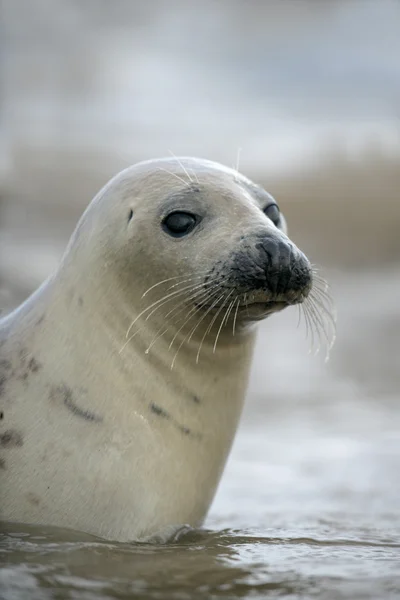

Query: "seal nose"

xmin=255 ymin=236 xmax=312 ymax=296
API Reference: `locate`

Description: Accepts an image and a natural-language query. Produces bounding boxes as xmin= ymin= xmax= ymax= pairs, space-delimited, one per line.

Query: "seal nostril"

xmin=255 ymin=236 xmax=311 ymax=296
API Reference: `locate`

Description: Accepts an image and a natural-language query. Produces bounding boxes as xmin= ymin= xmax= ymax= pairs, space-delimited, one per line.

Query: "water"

xmin=1 ymin=521 xmax=399 ymax=599
xmin=1 ymin=270 xmax=399 ymax=599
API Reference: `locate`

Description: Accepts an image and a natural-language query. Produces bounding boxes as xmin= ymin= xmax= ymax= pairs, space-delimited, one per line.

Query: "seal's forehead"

xmin=108 ymin=157 xmax=277 ymax=209
xmin=128 ymin=156 xmax=252 ymax=186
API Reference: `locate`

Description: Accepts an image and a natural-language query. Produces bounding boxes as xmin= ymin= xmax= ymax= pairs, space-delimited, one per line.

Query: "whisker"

xmin=309 ymin=291 xmax=337 ymax=329
xmin=144 ymin=287 xmax=219 ymax=354
xmin=197 ymin=293 xmax=231 ymax=362
xmin=142 ymin=271 xmax=208 ymax=297
xmin=310 ymin=285 xmax=336 ymax=315
xmin=224 ymin=296 xmax=237 ymax=327
xmin=305 ymin=298 xmax=325 ymax=352
xmin=296 ymin=303 xmax=302 ymax=329
xmin=143 ymin=284 xmax=206 ymax=323
xmin=165 ymin=274 xmax=210 ymax=293
xmin=126 ymin=280 xmax=209 ymax=339
xmin=302 ymin=301 xmax=315 ymax=351
xmin=232 ymin=296 xmax=241 ymax=336
xmin=120 ymin=284 xmax=208 ymax=353
xmin=235 ymin=147 xmax=242 ymax=173
xmin=167 ymin=288 xmax=222 ymax=351
xmin=168 ymin=151 xmax=193 ymax=183
xmin=156 ymin=167 xmax=191 ymax=188
xmin=170 ymin=292 xmax=226 ymax=370
xmin=189 ymin=167 xmax=200 ymax=184
xmin=309 ymin=294 xmax=337 ymax=354
xmin=213 ymin=291 xmax=234 ymax=353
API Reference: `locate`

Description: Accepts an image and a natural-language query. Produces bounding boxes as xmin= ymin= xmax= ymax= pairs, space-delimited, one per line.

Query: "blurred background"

xmin=1 ymin=1 xmax=400 ymax=596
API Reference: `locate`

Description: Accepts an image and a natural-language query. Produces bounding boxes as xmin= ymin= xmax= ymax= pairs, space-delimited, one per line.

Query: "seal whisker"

xmin=232 ymin=296 xmax=241 ymax=336
xmin=235 ymin=147 xmax=242 ymax=173
xmin=310 ymin=285 xmax=336 ymax=317
xmin=145 ymin=287 xmax=221 ymax=353
xmin=309 ymin=291 xmax=337 ymax=329
xmin=167 ymin=288 xmax=223 ymax=351
xmin=197 ymin=292 xmax=232 ymax=362
xmin=302 ymin=292 xmax=336 ymax=361
xmin=168 ymin=151 xmax=193 ymax=183
xmin=309 ymin=277 xmax=337 ymax=335
xmin=126 ymin=281 xmax=210 ymax=339
xmin=156 ymin=167 xmax=191 ymax=188
xmin=311 ymin=276 xmax=334 ymax=298
xmin=308 ymin=294 xmax=336 ymax=353
xmin=144 ymin=279 xmax=223 ymax=324
xmin=170 ymin=291 xmax=226 ymax=369
xmin=122 ymin=277 xmax=224 ymax=354
xmin=168 ymin=289 xmax=223 ymax=350
xmin=142 ymin=271 xmax=208 ymax=298
xmin=244 ymin=293 xmax=249 ymax=317
xmin=188 ymin=167 xmax=200 ymax=184
xmin=296 ymin=303 xmax=302 ymax=329
xmin=164 ymin=274 xmax=210 ymax=293
xmin=161 ymin=282 xmax=219 ymax=326
xmin=223 ymin=296 xmax=237 ymax=328
xmin=213 ymin=291 xmax=235 ymax=353
xmin=305 ymin=298 xmax=325 ymax=353
xmin=301 ymin=301 xmax=315 ymax=351
xmin=120 ymin=282 xmax=212 ymax=353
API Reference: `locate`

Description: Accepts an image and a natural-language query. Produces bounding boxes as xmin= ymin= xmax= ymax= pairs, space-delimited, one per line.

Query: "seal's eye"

xmin=264 ymin=203 xmax=281 ymax=227
xmin=162 ymin=211 xmax=198 ymax=238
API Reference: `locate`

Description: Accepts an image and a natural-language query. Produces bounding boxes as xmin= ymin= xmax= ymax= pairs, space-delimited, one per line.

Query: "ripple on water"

xmin=1 ymin=522 xmax=400 ymax=600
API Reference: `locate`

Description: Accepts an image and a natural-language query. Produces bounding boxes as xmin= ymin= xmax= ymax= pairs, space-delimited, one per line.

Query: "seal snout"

xmin=226 ymin=233 xmax=312 ymax=307
xmin=255 ymin=235 xmax=312 ymax=300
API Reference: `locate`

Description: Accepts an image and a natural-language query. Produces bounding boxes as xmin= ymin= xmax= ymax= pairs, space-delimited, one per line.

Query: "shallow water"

xmin=1 ymin=269 xmax=399 ymax=599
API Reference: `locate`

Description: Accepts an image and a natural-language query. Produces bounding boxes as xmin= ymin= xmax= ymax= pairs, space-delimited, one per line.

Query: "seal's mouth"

xmin=198 ymin=297 xmax=300 ymax=317
xmin=236 ymin=300 xmax=290 ymax=320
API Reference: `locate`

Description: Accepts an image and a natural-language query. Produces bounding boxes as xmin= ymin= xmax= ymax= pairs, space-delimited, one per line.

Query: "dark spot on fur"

xmin=36 ymin=314 xmax=45 ymax=326
xmin=192 ymin=395 xmax=200 ymax=404
xmin=0 ymin=359 xmax=12 ymax=393
xmin=18 ymin=348 xmax=28 ymax=362
xmin=28 ymin=358 xmax=41 ymax=373
xmin=0 ymin=429 xmax=23 ymax=447
xmin=78 ymin=296 xmax=84 ymax=307
xmin=0 ymin=458 xmax=5 ymax=469
xmin=149 ymin=403 xmax=202 ymax=440
xmin=179 ymin=425 xmax=191 ymax=435
xmin=0 ymin=411 xmax=3 ymax=420
xmin=26 ymin=492 xmax=40 ymax=506
xmin=150 ymin=403 xmax=170 ymax=419
xmin=50 ymin=384 xmax=102 ymax=423
xmin=0 ymin=376 xmax=6 ymax=397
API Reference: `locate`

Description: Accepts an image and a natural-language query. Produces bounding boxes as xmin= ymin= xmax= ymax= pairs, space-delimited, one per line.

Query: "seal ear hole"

xmin=0 ymin=412 xmax=3 ymax=420
xmin=128 ymin=209 xmax=134 ymax=223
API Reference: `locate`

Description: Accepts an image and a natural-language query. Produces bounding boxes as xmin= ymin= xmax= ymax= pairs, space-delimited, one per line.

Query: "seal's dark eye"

xmin=264 ymin=203 xmax=281 ymax=227
xmin=162 ymin=212 xmax=198 ymax=238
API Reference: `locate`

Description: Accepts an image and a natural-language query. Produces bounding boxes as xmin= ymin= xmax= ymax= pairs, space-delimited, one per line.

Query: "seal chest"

xmin=0 ymin=157 xmax=332 ymax=542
